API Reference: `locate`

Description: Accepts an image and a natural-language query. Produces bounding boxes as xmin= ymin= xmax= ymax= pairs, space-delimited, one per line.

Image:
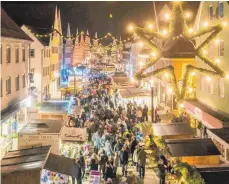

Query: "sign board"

xmin=60 ymin=127 xmax=87 ymax=142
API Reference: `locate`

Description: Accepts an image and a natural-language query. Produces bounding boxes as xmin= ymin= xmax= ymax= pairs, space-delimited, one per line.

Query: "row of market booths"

xmin=1 ymin=100 xmax=92 ymax=184
xmin=151 ymin=122 xmax=229 ymax=184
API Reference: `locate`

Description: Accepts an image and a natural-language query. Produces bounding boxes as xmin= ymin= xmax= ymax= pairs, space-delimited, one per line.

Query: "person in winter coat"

xmin=120 ymin=146 xmax=129 ymax=176
xmin=104 ymin=161 xmax=114 ymax=181
xmin=142 ymin=104 xmax=149 ymax=122
xmin=113 ymin=151 xmax=119 ymax=178
xmin=133 ymin=146 xmax=140 ymax=170
xmin=157 ymin=160 xmax=166 ymax=184
xmin=130 ymin=136 xmax=138 ymax=160
xmin=105 ymin=138 xmax=113 ymax=156
xmin=137 ymin=146 xmax=147 ymax=178
xmin=78 ymin=151 xmax=85 ymax=179
xmin=136 ymin=108 xmax=143 ymax=123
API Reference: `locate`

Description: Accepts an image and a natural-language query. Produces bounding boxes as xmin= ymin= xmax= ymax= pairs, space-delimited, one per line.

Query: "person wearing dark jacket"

xmin=79 ymin=151 xmax=85 ymax=179
xmin=104 ymin=161 xmax=114 ymax=181
xmin=71 ymin=158 xmax=82 ymax=184
xmin=90 ymin=158 xmax=99 ymax=171
xmin=142 ymin=105 xmax=149 ymax=122
xmin=120 ymin=146 xmax=129 ymax=176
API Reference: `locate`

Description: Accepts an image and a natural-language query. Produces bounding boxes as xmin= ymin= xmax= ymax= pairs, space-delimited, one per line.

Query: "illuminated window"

xmin=6 ymin=77 xmax=11 ymax=94
xmin=6 ymin=46 xmax=11 ymax=63
xmin=22 ymin=47 xmax=26 ymax=62
xmin=15 ymin=47 xmax=19 ymax=63
xmin=218 ymin=40 xmax=224 ymax=57
xmin=219 ymin=78 xmax=224 ymax=98
xmin=30 ymin=49 xmax=35 ymax=58
xmin=209 ymin=5 xmax=214 ymax=20
xmin=22 ymin=74 xmax=26 ymax=88
xmin=15 ymin=75 xmax=20 ymax=91
xmin=219 ymin=2 xmax=224 ymax=18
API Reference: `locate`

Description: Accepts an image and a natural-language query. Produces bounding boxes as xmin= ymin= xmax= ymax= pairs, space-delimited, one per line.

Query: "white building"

xmin=1 ymin=8 xmax=33 ymax=157
xmin=21 ymin=25 xmax=51 ymax=103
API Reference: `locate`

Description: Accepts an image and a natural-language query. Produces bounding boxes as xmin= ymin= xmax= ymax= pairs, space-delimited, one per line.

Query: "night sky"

xmin=1 ymin=1 xmax=199 ymax=39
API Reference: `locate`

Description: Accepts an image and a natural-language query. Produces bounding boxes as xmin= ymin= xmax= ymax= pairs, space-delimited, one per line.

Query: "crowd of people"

xmin=67 ymin=71 xmax=167 ymax=184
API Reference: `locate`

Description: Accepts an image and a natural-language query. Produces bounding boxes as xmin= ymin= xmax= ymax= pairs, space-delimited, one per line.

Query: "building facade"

xmin=1 ymin=8 xmax=33 ymax=157
xmin=21 ymin=25 xmax=51 ymax=103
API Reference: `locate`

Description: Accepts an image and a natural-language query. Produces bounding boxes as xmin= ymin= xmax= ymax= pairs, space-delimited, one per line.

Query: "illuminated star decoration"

xmin=130 ymin=2 xmax=227 ymax=102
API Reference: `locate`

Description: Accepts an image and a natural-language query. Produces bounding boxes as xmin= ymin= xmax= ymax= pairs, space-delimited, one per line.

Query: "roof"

xmin=60 ymin=127 xmax=87 ymax=142
xmin=1 ymin=8 xmax=32 ymax=41
xmin=1 ymin=146 xmax=51 ymax=175
xmin=112 ymin=72 xmax=130 ymax=85
xmin=209 ymin=128 xmax=229 ymax=144
xmin=44 ymin=153 xmax=74 ymax=176
xmin=166 ymin=138 xmax=221 ymax=157
xmin=186 ymin=100 xmax=229 ymax=122
xmin=152 ymin=122 xmax=194 ymax=136
xmin=24 ymin=25 xmax=51 ymax=46
xmin=19 ymin=119 xmax=63 ymax=134
xmin=197 ymin=166 xmax=229 ymax=184
xmin=39 ymin=101 xmax=69 ymax=114
xmin=119 ymin=87 xmax=151 ymax=98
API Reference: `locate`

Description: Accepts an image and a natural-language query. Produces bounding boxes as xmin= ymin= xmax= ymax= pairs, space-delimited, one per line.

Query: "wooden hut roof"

xmin=208 ymin=128 xmax=229 ymax=144
xmin=152 ymin=122 xmax=194 ymax=136
xmin=1 ymin=146 xmax=51 ymax=175
xmin=166 ymin=138 xmax=221 ymax=157
xmin=39 ymin=101 xmax=69 ymax=114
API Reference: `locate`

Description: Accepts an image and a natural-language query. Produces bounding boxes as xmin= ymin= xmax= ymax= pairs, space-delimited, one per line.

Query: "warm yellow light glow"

xmin=222 ymin=21 xmax=227 ymax=27
xmin=150 ymin=79 xmax=154 ymax=85
xmin=130 ymin=77 xmax=135 ymax=82
xmin=139 ymin=61 xmax=144 ymax=66
xmin=203 ymin=21 xmax=209 ymax=27
xmin=179 ymin=104 xmax=184 ymax=108
xmin=167 ymin=88 xmax=173 ymax=94
xmin=202 ymin=49 xmax=207 ymax=55
xmin=226 ymin=74 xmax=229 ymax=79
xmin=185 ymin=12 xmax=191 ymax=19
xmin=188 ymin=28 xmax=194 ymax=33
xmin=206 ymin=76 xmax=212 ymax=82
xmin=162 ymin=29 xmax=168 ymax=36
xmin=164 ymin=72 xmax=169 ymax=78
xmin=215 ymin=39 xmax=220 ymax=44
xmin=188 ymin=87 xmax=193 ymax=93
xmin=128 ymin=25 xmax=134 ymax=31
xmin=215 ymin=58 xmax=220 ymax=63
xmin=138 ymin=42 xmax=144 ymax=47
xmin=165 ymin=13 xmax=170 ymax=20
xmin=191 ymin=72 xmax=196 ymax=76
xmin=151 ymin=51 xmax=156 ymax=57
xmin=148 ymin=24 xmax=153 ymax=29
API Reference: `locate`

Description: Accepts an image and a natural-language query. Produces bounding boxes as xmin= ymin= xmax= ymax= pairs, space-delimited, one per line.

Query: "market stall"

xmin=152 ymin=122 xmax=194 ymax=140
xmin=18 ymin=119 xmax=63 ymax=154
xmin=38 ymin=101 xmax=69 ymax=120
xmin=166 ymin=138 xmax=221 ymax=165
xmin=1 ymin=146 xmax=75 ymax=184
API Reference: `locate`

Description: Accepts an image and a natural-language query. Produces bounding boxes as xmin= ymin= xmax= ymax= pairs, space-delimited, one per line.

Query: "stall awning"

xmin=1 ymin=146 xmax=51 ymax=175
xmin=184 ymin=100 xmax=229 ymax=128
xmin=152 ymin=122 xmax=194 ymax=137
xmin=208 ymin=128 xmax=229 ymax=145
xmin=120 ymin=88 xmax=151 ymax=98
xmin=166 ymin=138 xmax=221 ymax=157
xmin=44 ymin=153 xmax=74 ymax=176
xmin=39 ymin=101 xmax=69 ymax=114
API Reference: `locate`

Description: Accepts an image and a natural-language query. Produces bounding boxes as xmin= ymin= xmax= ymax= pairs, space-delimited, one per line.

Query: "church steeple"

xmin=54 ymin=6 xmax=59 ymax=31
xmin=75 ymin=28 xmax=79 ymax=46
xmin=66 ymin=23 xmax=72 ymax=46
xmin=93 ymin=32 xmax=99 ymax=46
xmin=58 ymin=8 xmax=62 ymax=43
xmin=85 ymin=30 xmax=90 ymax=46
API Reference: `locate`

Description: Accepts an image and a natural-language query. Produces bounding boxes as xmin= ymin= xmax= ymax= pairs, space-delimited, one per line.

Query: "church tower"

xmin=72 ymin=30 xmax=85 ymax=66
xmin=93 ymin=32 xmax=99 ymax=47
xmin=64 ymin=23 xmax=73 ymax=69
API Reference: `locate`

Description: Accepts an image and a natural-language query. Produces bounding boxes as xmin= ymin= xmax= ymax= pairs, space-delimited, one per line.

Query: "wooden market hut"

xmin=1 ymin=146 xmax=75 ymax=184
xmin=18 ymin=119 xmax=64 ymax=154
xmin=152 ymin=122 xmax=194 ymax=139
xmin=38 ymin=101 xmax=69 ymax=120
xmin=166 ymin=138 xmax=221 ymax=165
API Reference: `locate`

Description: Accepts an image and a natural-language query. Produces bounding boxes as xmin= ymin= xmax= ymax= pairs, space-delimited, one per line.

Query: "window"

xmin=200 ymin=75 xmax=205 ymax=91
xmin=0 ymin=79 xmax=2 ymax=97
xmin=15 ymin=47 xmax=19 ymax=63
xmin=208 ymin=43 xmax=214 ymax=59
xmin=218 ymin=40 xmax=224 ymax=57
xmin=219 ymin=78 xmax=224 ymax=98
xmin=208 ymin=82 xmax=214 ymax=95
xmin=6 ymin=46 xmax=11 ymax=63
xmin=43 ymin=67 xmax=45 ymax=77
xmin=219 ymin=2 xmax=224 ymax=18
xmin=48 ymin=49 xmax=50 ymax=57
xmin=6 ymin=77 xmax=11 ymax=94
xmin=22 ymin=47 xmax=25 ymax=62
xmin=209 ymin=5 xmax=214 ymax=20
xmin=30 ymin=68 xmax=35 ymax=73
xmin=15 ymin=75 xmax=20 ymax=91
xmin=30 ymin=49 xmax=35 ymax=58
xmin=22 ymin=74 xmax=26 ymax=88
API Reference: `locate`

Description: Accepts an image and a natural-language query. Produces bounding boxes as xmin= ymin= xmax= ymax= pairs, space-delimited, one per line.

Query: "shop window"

xmin=15 ymin=75 xmax=20 ymax=91
xmin=209 ymin=5 xmax=214 ymax=20
xmin=6 ymin=77 xmax=11 ymax=94
xmin=6 ymin=46 xmax=11 ymax=63
xmin=208 ymin=82 xmax=214 ymax=95
xmin=22 ymin=46 xmax=26 ymax=62
xmin=30 ymin=49 xmax=35 ymax=58
xmin=218 ymin=40 xmax=224 ymax=57
xmin=22 ymin=74 xmax=26 ymax=88
xmin=219 ymin=2 xmax=224 ymax=18
xmin=219 ymin=78 xmax=224 ymax=98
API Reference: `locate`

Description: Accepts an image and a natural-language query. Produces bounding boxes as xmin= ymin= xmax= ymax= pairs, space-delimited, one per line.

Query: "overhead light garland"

xmin=129 ymin=2 xmax=228 ymax=102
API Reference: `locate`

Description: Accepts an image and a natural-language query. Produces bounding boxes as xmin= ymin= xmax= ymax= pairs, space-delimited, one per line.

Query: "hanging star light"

xmin=129 ymin=2 xmax=227 ymax=102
